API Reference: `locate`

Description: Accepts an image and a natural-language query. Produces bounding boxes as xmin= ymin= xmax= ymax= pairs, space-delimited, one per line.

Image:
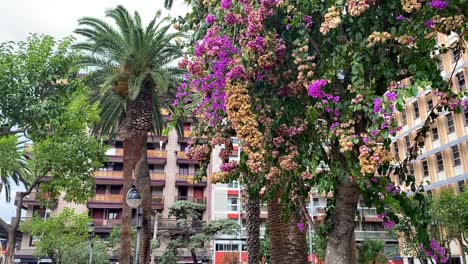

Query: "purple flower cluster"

xmin=224 ymin=13 xmax=238 ymax=25
xmin=205 ymin=13 xmax=216 ymax=24
xmin=385 ymin=183 xmax=401 ymax=196
xmin=421 ymin=240 xmax=448 ymax=263
xmin=425 ymin=19 xmax=435 ymax=28
xmin=396 ymin=15 xmax=406 ymax=21
xmin=221 ymin=0 xmax=232 ymax=10
xmin=385 ymin=91 xmax=398 ymax=102
xmin=303 ymin=15 xmax=313 ymax=28
xmin=430 ymin=0 xmax=448 ymax=9
xmin=247 ymin=36 xmax=266 ymax=52
xmin=226 ymin=65 xmax=246 ymax=80
xmin=308 ymin=79 xmax=328 ymax=98
xmin=373 ymin=98 xmax=382 ymax=114
xmin=383 ymin=220 xmax=395 ymax=229
xmin=220 ymin=161 xmax=238 ymax=172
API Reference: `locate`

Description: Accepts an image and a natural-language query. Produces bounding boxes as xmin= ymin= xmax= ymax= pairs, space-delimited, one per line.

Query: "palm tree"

xmin=73 ymin=6 xmax=184 ymax=263
xmin=357 ymin=240 xmax=389 ymax=264
xmin=0 ymin=136 xmax=29 ymax=202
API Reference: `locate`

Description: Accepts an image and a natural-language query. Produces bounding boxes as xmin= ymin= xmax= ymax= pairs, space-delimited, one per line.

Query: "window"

xmin=436 ymin=153 xmax=444 ymax=172
xmin=99 ymin=162 xmax=110 ymax=171
xmin=115 ymin=141 xmax=123 ymax=148
xmin=453 ymin=45 xmax=461 ymax=63
xmin=452 ymin=145 xmax=461 ymax=166
xmin=432 ymin=127 xmax=439 ymax=141
xmin=106 ymin=209 xmax=120 ymax=220
xmin=227 ymin=197 xmax=239 ymax=211
xmin=465 ymin=110 xmax=468 ymax=125
xmin=427 ymin=99 xmax=433 ymax=111
xmin=110 ymin=185 xmax=121 ymax=194
xmin=422 ymin=160 xmax=429 ymax=177
xmin=456 ymin=72 xmax=466 ymax=90
xmin=313 ymin=198 xmax=319 ymax=207
xmin=30 ymin=236 xmax=39 ymax=246
xmin=422 ymin=259 xmax=429 ymax=264
xmin=459 ymin=181 xmax=465 ymax=192
xmin=227 ymin=181 xmax=240 ymax=188
xmin=437 ymin=60 xmax=444 ymax=71
xmin=413 ymin=101 xmax=420 ymax=118
xmin=405 ymin=136 xmax=411 ymax=153
xmin=180 ymin=143 xmax=188 ymax=151
xmin=408 ymin=257 xmax=414 ymax=264
xmin=147 ymin=142 xmax=156 ymax=150
xmin=447 ymin=114 xmax=455 ymax=134
xmin=409 ymin=164 xmax=415 ymax=176
xmin=401 ymin=110 xmax=407 ymax=125
xmin=215 ymin=243 xmax=239 ymax=251
xmin=427 ymin=190 xmax=432 ymax=196
xmin=113 ymin=163 xmax=123 ymax=171
xmin=393 ymin=142 xmax=399 ymax=158
xmin=179 ymin=164 xmax=189 ymax=174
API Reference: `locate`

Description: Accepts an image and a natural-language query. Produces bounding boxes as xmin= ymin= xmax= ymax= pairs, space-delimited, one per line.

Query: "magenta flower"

xmin=430 ymin=0 xmax=448 ymax=9
xmin=205 ymin=14 xmax=216 ymax=24
xmin=224 ymin=13 xmax=237 ymax=25
xmin=383 ymin=220 xmax=395 ymax=229
xmin=297 ymin=222 xmax=305 ymax=232
xmin=396 ymin=15 xmax=406 ymax=21
xmin=308 ymin=79 xmax=328 ymax=98
xmin=385 ymin=91 xmax=398 ymax=102
xmin=425 ymin=19 xmax=435 ymax=28
xmin=221 ymin=0 xmax=232 ymax=9
xmin=226 ymin=65 xmax=246 ymax=80
xmin=373 ymin=98 xmax=382 ymax=114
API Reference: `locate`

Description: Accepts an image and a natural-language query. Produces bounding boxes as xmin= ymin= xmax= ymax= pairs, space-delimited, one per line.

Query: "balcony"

xmin=175 ymin=173 xmax=207 ymax=187
xmin=176 ymin=151 xmax=198 ymax=164
xmin=354 ymin=231 xmax=397 ymax=241
xmin=152 ymin=196 xmax=164 ymax=209
xmin=93 ymin=218 xmax=121 ymax=231
xmin=16 ymin=192 xmax=40 ymax=207
xmin=150 ymin=172 xmax=166 ymax=186
xmin=87 ymin=194 xmax=123 ymax=209
xmin=105 ymin=149 xmax=167 ymax=164
xmin=175 ymin=196 xmax=207 ymax=205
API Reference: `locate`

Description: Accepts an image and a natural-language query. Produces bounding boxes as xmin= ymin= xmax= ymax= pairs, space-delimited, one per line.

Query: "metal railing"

xmin=90 ymin=194 xmax=123 ymax=203
xmin=175 ymin=196 xmax=206 ymax=204
xmin=176 ymin=174 xmax=207 ymax=182
xmin=354 ymin=231 xmax=397 ymax=241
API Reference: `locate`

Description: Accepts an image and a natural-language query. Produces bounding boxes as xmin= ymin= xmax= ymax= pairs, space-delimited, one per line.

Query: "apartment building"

xmin=391 ymin=32 xmax=467 ymax=264
xmin=14 ymin=120 xmax=212 ymax=264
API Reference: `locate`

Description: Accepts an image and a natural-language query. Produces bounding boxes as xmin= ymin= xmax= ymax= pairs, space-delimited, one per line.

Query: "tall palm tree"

xmin=0 ymin=136 xmax=29 ymax=202
xmin=73 ymin=6 xmax=184 ymax=263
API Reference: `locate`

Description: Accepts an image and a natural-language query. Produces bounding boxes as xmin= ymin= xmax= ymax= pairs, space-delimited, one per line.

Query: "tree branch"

xmin=0 ymin=130 xmax=25 ymax=136
xmin=298 ymin=197 xmax=315 ymax=229
xmin=0 ymin=217 xmax=12 ymax=232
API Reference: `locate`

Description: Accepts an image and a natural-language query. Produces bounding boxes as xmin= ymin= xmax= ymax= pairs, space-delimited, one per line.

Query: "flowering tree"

xmin=171 ymin=0 xmax=467 ymax=263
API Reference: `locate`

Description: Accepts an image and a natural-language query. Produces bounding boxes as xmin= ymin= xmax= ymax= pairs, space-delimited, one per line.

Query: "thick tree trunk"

xmin=287 ymin=209 xmax=308 ymax=264
xmin=459 ymin=237 xmax=467 ymax=264
xmin=120 ymin=133 xmax=147 ymax=264
xmin=245 ymin=192 xmax=260 ymax=264
xmin=268 ymin=195 xmax=292 ymax=264
xmin=135 ymin=149 xmax=152 ymax=264
xmin=325 ymin=181 xmax=360 ymax=264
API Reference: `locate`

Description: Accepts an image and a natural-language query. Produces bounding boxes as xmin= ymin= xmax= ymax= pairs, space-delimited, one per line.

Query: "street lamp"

xmin=87 ymin=222 xmax=95 ymax=264
xmin=126 ymin=185 xmax=142 ymax=264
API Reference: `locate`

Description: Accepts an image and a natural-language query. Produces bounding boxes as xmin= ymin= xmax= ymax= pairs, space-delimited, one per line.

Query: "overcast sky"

xmin=0 ymin=0 xmax=190 ymax=223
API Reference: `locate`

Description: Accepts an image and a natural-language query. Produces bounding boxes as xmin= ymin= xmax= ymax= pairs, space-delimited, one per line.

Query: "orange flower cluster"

xmin=347 ymin=0 xmax=375 ymax=17
xmin=401 ymin=0 xmax=422 ymax=13
xmin=358 ymin=145 xmax=393 ymax=175
xmin=210 ymin=172 xmax=229 ymax=184
xmin=335 ymin=120 xmax=356 ymax=153
xmin=319 ymin=6 xmax=342 ymax=35
xmin=367 ymin=31 xmax=392 ymax=47
xmin=433 ymin=15 xmax=466 ymax=33
xmin=226 ymin=81 xmax=264 ymax=173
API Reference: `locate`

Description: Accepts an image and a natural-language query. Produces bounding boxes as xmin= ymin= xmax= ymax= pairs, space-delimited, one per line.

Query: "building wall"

xmin=391 ymin=32 xmax=467 ymax=263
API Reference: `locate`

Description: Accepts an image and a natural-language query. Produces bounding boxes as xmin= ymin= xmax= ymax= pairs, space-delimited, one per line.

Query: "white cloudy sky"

xmin=0 ymin=0 xmax=190 ymax=223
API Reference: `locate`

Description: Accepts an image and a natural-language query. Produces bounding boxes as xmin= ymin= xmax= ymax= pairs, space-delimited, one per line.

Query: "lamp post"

xmin=126 ymin=185 xmax=142 ymax=264
xmin=87 ymin=222 xmax=95 ymax=264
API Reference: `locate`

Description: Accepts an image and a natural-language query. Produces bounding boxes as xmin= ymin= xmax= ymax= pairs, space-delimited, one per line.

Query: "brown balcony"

xmin=152 ymin=196 xmax=164 ymax=209
xmin=175 ymin=174 xmax=207 ymax=187
xmin=92 ymin=218 xmax=121 ymax=232
xmin=150 ymin=172 xmax=166 ymax=186
xmin=94 ymin=170 xmax=124 ymax=178
xmin=176 ymin=151 xmax=198 ymax=164
xmin=175 ymin=196 xmax=207 ymax=205
xmin=87 ymin=194 xmax=123 ymax=209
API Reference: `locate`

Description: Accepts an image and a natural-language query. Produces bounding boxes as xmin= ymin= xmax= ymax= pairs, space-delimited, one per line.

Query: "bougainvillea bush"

xmin=171 ymin=0 xmax=467 ymax=263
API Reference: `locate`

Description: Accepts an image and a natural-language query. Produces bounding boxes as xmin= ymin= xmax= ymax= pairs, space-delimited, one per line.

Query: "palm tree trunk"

xmin=287 ymin=208 xmax=308 ymax=264
xmin=120 ymin=133 xmax=147 ymax=264
xmin=268 ymin=195 xmax=292 ymax=264
xmin=135 ymin=149 xmax=152 ymax=264
xmin=325 ymin=181 xmax=360 ymax=264
xmin=245 ymin=191 xmax=260 ymax=264
xmin=459 ymin=237 xmax=467 ymax=264
xmin=190 ymin=249 xmax=198 ymax=264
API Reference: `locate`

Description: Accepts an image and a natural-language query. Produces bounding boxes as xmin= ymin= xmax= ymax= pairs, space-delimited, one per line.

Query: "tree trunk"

xmin=118 ymin=80 xmax=154 ymax=264
xmin=245 ymin=191 xmax=260 ymax=264
xmin=325 ymin=181 xmax=360 ymax=264
xmin=135 ymin=149 xmax=152 ymax=264
xmin=120 ymin=133 xmax=147 ymax=264
xmin=190 ymin=249 xmax=198 ymax=264
xmin=268 ymin=195 xmax=292 ymax=264
xmin=459 ymin=237 xmax=467 ymax=264
xmin=287 ymin=208 xmax=308 ymax=264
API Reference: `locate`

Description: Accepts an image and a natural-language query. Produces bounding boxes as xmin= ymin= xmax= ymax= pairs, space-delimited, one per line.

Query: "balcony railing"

xmin=94 ymin=170 xmax=124 ymax=178
xmin=176 ymin=151 xmax=189 ymax=159
xmin=152 ymin=196 xmax=164 ymax=204
xmin=175 ymin=196 xmax=206 ymax=204
xmin=90 ymin=194 xmax=123 ymax=203
xmin=150 ymin=173 xmax=166 ymax=181
xmin=93 ymin=218 xmax=121 ymax=227
xmin=148 ymin=150 xmax=167 ymax=158
xmin=354 ymin=231 xmax=397 ymax=241
xmin=176 ymin=174 xmax=207 ymax=183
